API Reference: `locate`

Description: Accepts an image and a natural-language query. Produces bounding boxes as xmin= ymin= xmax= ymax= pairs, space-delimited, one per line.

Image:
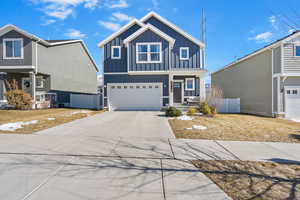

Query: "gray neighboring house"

xmin=0 ymin=24 xmax=98 ymax=108
xmin=212 ymin=31 xmax=300 ymax=119
xmin=99 ymin=11 xmax=206 ymax=110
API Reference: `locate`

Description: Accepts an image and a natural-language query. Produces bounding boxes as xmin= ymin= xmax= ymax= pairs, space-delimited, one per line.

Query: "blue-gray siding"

xmin=144 ymin=16 xmax=202 ymax=69
xmin=104 ymin=24 xmax=141 ymax=73
xmin=0 ymin=30 xmax=32 ymax=66
xmin=128 ymin=30 xmax=169 ymax=71
xmin=173 ymin=76 xmax=200 ymax=96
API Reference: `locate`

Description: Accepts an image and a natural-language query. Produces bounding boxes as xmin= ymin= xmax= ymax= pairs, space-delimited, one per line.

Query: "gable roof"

xmin=123 ymin=24 xmax=175 ymax=47
xmin=98 ymin=19 xmax=144 ymax=47
xmin=212 ymin=30 xmax=300 ymax=75
xmin=140 ymin=11 xmax=205 ymax=47
xmin=0 ymin=24 xmax=98 ymax=72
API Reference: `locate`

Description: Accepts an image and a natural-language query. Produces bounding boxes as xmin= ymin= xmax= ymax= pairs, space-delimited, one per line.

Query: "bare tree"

xmin=206 ymin=86 xmax=223 ymax=107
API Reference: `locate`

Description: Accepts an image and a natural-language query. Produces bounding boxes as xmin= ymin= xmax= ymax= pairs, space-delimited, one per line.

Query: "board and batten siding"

xmin=144 ymin=16 xmax=202 ymax=69
xmin=212 ymin=50 xmax=273 ymax=116
xmin=0 ymin=30 xmax=32 ymax=66
xmin=104 ymin=24 xmax=141 ymax=73
xmin=128 ymin=30 xmax=169 ymax=71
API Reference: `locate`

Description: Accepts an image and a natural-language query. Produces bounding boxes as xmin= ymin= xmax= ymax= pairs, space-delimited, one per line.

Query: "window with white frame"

xmin=111 ymin=46 xmax=121 ymax=59
xmin=295 ymin=45 xmax=300 ymax=57
xmin=3 ymin=38 xmax=23 ymax=59
xmin=185 ymin=78 xmax=195 ymax=90
xmin=180 ymin=47 xmax=189 ymax=60
xmin=136 ymin=43 xmax=162 ymax=63
xmin=36 ymin=76 xmax=45 ymax=88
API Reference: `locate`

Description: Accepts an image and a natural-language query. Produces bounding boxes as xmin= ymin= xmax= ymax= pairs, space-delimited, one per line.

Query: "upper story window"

xmin=295 ymin=45 xmax=300 ymax=57
xmin=185 ymin=78 xmax=195 ymax=91
xmin=111 ymin=46 xmax=121 ymax=59
xmin=136 ymin=42 xmax=162 ymax=63
xmin=3 ymin=38 xmax=23 ymax=59
xmin=180 ymin=47 xmax=189 ymax=60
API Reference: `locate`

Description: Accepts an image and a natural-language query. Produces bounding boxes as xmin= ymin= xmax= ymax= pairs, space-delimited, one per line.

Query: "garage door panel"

xmin=108 ymin=83 xmax=162 ymax=111
xmin=285 ymin=88 xmax=300 ymax=119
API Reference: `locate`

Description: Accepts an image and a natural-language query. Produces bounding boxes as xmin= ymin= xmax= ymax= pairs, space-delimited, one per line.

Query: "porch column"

xmin=29 ymin=72 xmax=36 ymax=108
xmin=169 ymin=74 xmax=173 ymax=106
xmin=199 ymin=76 xmax=206 ymax=101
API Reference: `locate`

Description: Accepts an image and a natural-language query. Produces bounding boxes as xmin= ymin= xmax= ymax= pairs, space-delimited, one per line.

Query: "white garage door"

xmin=285 ymin=87 xmax=300 ymax=119
xmin=108 ymin=83 xmax=163 ymax=110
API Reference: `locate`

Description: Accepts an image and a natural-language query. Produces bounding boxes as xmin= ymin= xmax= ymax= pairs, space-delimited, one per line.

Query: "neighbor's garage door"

xmin=285 ymin=87 xmax=300 ymax=119
xmin=108 ymin=83 xmax=162 ymax=110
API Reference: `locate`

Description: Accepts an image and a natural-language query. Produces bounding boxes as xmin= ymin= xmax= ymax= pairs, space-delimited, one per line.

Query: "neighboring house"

xmin=211 ymin=31 xmax=300 ymax=119
xmin=99 ymin=11 xmax=206 ymax=110
xmin=97 ymin=74 xmax=103 ymax=94
xmin=0 ymin=24 xmax=98 ymax=109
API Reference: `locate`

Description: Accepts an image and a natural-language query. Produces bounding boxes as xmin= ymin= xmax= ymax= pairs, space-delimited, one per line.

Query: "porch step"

xmin=173 ymin=104 xmax=198 ymax=112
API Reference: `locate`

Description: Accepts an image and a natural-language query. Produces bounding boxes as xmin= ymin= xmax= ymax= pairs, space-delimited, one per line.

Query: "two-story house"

xmin=0 ymin=24 xmax=98 ymax=108
xmin=99 ymin=12 xmax=206 ymax=110
xmin=212 ymin=31 xmax=300 ymax=119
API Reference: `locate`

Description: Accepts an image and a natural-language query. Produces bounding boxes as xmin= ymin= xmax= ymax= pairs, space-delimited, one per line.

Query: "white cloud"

xmin=32 ymin=0 xmax=99 ymax=20
xmin=111 ymin=12 xmax=133 ymax=22
xmin=98 ymin=21 xmax=121 ymax=31
xmin=147 ymin=0 xmax=159 ymax=11
xmin=288 ymin=29 xmax=296 ymax=34
xmin=106 ymin=0 xmax=128 ymax=8
xmin=42 ymin=19 xmax=56 ymax=25
xmin=269 ymin=15 xmax=278 ymax=29
xmin=65 ymin=29 xmax=86 ymax=38
xmin=250 ymin=32 xmax=273 ymax=43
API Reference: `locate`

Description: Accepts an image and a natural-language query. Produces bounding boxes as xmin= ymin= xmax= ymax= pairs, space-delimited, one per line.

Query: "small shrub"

xmin=187 ymin=107 xmax=198 ymax=116
xmin=165 ymin=106 xmax=182 ymax=117
xmin=210 ymin=106 xmax=217 ymax=116
xmin=199 ymin=102 xmax=211 ymax=115
xmin=4 ymin=79 xmax=33 ymax=110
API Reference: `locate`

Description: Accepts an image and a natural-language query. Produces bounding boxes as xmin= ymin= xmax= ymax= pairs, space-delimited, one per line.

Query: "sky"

xmin=1 ymin=0 xmax=300 ymax=82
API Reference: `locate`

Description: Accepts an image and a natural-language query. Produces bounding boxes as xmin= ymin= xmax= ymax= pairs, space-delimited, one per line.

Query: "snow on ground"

xmin=291 ymin=119 xmax=300 ymax=122
xmin=177 ymin=115 xmax=193 ymax=120
xmin=47 ymin=118 xmax=55 ymax=120
xmin=186 ymin=125 xmax=207 ymax=130
xmin=69 ymin=110 xmax=92 ymax=115
xmin=0 ymin=120 xmax=38 ymax=131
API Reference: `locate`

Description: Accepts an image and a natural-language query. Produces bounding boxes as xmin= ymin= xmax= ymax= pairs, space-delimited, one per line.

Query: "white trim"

xmin=271 ymin=48 xmax=274 ymax=115
xmin=281 ymin=43 xmax=284 ymax=73
xmin=277 ymin=77 xmax=280 ymax=113
xmin=136 ymin=42 xmax=162 ymax=63
xmin=98 ymin=19 xmax=144 ymax=47
xmin=123 ymin=24 xmax=175 ymax=48
xmin=104 ymin=72 xmax=128 ymax=75
xmin=173 ymin=80 xmax=184 ymax=104
xmin=185 ymin=78 xmax=195 ymax=91
xmin=128 ymin=71 xmax=169 ymax=75
xmin=162 ymin=96 xmax=169 ymax=98
xmin=140 ymin=11 xmax=204 ymax=47
xmin=0 ymin=65 xmax=35 ymax=70
xmin=3 ymin=38 xmax=24 ymax=59
xmin=111 ymin=46 xmax=121 ymax=59
xmin=179 ymin=47 xmax=189 ymax=60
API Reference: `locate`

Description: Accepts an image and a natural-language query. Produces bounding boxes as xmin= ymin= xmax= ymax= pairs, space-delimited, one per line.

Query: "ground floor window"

xmin=185 ymin=78 xmax=195 ymax=90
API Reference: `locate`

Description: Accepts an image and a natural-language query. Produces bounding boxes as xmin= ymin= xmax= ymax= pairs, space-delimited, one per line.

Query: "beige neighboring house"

xmin=211 ymin=30 xmax=300 ymax=119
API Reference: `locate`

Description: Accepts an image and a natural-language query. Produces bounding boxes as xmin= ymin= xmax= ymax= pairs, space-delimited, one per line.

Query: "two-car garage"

xmin=107 ymin=83 xmax=163 ymax=111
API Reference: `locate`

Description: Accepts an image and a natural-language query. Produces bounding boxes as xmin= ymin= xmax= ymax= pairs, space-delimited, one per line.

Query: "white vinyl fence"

xmin=70 ymin=94 xmax=102 ymax=110
xmin=215 ymin=98 xmax=240 ymax=113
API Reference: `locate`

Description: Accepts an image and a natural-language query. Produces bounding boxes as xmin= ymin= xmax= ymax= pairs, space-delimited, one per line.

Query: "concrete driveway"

xmin=37 ymin=111 xmax=175 ymax=138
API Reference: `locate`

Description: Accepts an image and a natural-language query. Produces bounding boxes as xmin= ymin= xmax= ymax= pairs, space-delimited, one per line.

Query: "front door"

xmin=173 ymin=82 xmax=182 ymax=103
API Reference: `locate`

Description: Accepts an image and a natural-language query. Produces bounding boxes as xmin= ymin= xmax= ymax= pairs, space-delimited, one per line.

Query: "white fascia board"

xmin=49 ymin=40 xmax=82 ymax=46
xmin=0 ymin=24 xmax=50 ymax=46
xmin=140 ymin=11 xmax=205 ymax=48
xmin=123 ymin=24 xmax=175 ymax=48
xmin=98 ymin=19 xmax=144 ymax=48
xmin=0 ymin=65 xmax=35 ymax=70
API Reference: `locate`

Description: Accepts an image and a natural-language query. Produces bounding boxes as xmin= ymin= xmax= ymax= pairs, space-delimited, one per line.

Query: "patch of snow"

xmin=0 ymin=120 xmax=38 ymax=131
xmin=70 ymin=110 xmax=92 ymax=115
xmin=291 ymin=119 xmax=300 ymax=122
xmin=47 ymin=118 xmax=55 ymax=121
xmin=186 ymin=125 xmax=207 ymax=130
xmin=177 ymin=115 xmax=193 ymax=120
